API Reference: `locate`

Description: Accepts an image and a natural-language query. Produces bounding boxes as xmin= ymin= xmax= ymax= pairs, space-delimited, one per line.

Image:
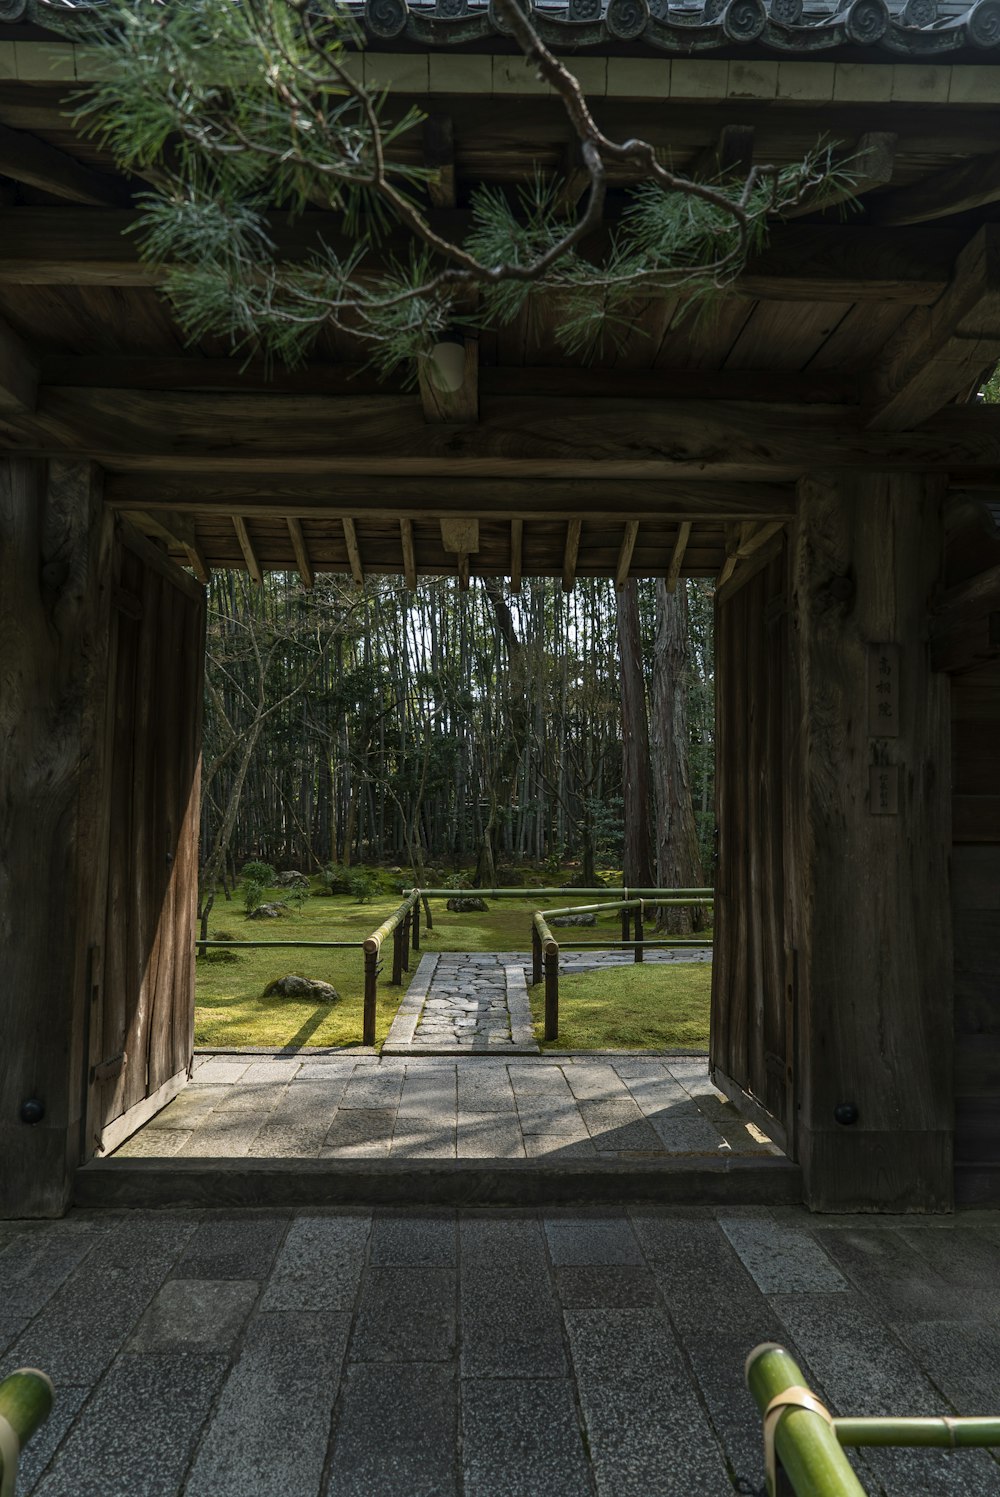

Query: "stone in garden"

xmin=551 ymin=912 xmax=596 ymax=927
xmin=263 ymin=974 xmax=340 ymax=1002
xmin=446 ymin=897 xmax=488 ymax=913
xmin=248 ymin=902 xmax=288 ymax=919
xmin=274 ymin=871 xmax=310 ymax=889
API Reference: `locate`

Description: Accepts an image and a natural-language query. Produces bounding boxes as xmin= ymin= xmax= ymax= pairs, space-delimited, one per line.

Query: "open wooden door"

xmin=710 ymin=540 xmax=795 ymax=1157
xmin=84 ymin=524 xmax=205 ymax=1158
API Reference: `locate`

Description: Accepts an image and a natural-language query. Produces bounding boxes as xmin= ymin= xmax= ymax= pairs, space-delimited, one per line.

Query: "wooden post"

xmin=532 ymin=921 xmax=542 ymax=988
xmin=363 ymin=947 xmax=378 ymax=1046
xmin=392 ymin=922 xmax=404 ymax=986
xmin=622 ymin=907 xmax=631 ymax=944
xmin=402 ymin=909 xmax=411 ymax=972
xmin=412 ymin=897 xmax=420 ymax=952
xmin=787 ymin=472 xmax=953 ymax=1212
xmin=634 ymin=901 xmax=644 ymax=963
xmin=422 ymin=892 xmax=433 ymax=931
xmin=0 ymin=458 xmax=115 ymax=1217
xmin=544 ymin=943 xmax=559 ymax=1042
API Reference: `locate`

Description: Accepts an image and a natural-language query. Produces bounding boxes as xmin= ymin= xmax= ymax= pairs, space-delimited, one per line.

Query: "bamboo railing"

xmin=362 ymin=891 xmax=420 ymax=1046
xmin=746 ymin=1344 xmax=1000 ymax=1497
xmin=0 ymin=1369 xmax=53 ymax=1494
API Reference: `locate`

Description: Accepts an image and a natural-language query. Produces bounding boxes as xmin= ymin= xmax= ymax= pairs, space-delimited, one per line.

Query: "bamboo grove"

xmin=199 ymin=570 xmax=715 ymax=926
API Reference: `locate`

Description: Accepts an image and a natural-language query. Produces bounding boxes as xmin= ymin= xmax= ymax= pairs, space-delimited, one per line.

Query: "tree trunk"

xmin=651 ymin=580 xmax=705 ymax=931
xmin=615 ymin=580 xmax=655 ymax=888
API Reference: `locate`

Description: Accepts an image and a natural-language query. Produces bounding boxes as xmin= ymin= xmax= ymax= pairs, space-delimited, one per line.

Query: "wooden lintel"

xmin=867 ymin=225 xmax=1000 ymax=431
xmin=287 ymin=517 xmax=313 ymax=589
xmin=666 ymin=520 xmax=691 ymax=593
xmin=419 ymin=339 xmax=479 ymax=424
xmin=0 ymin=122 xmax=129 ymax=209
xmin=129 ymin=506 xmax=211 ymax=585
xmin=233 ymin=516 xmax=263 ymax=585
xmin=103 ymin=474 xmax=798 ymax=522
xmin=423 ymin=115 xmax=456 ymax=211
xmin=510 ymin=517 xmax=523 ymax=591
xmin=875 ymin=149 xmax=1000 ymax=228
xmin=689 ymin=124 xmax=754 ymax=182
xmin=400 ymin=518 xmax=417 ymax=591
xmin=562 ymin=519 xmax=582 ymax=593
xmin=0 ymin=212 xmax=960 ymax=305
xmin=0 ymin=314 xmax=38 ymax=416
xmin=614 ymin=520 xmax=640 ymax=590
xmin=343 ymin=517 xmax=364 ymax=589
xmin=779 ymin=132 xmax=896 ymax=220
xmin=440 ymin=517 xmax=480 ymax=554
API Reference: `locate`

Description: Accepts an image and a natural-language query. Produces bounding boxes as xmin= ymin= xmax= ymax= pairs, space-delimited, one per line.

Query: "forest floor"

xmin=195 ymin=878 xmax=712 ymax=1051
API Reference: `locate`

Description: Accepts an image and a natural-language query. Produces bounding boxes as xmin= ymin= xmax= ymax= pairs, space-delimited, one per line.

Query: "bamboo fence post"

xmin=363 ymin=946 xmax=378 ymax=1046
xmin=0 ymin=1369 xmax=54 ymax=1494
xmin=544 ymin=941 xmax=559 ymax=1042
xmin=635 ymin=900 xmax=644 ymax=964
xmin=532 ymin=921 xmax=542 ymax=987
xmin=745 ymin=1343 xmax=868 ymax=1497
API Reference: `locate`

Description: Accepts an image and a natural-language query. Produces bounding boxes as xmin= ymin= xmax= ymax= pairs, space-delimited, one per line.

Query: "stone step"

xmin=73 ymin=1155 xmax=802 ymax=1210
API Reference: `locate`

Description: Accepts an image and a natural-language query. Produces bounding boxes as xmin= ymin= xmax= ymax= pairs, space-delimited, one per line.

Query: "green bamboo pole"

xmin=541 ymin=938 xmax=711 ymax=949
xmin=405 ymin=887 xmax=713 ymax=901
xmin=0 ymin=1370 xmax=54 ymax=1492
xmin=195 ymin=940 xmax=361 ymax=949
xmin=835 ymin=1417 xmax=1000 ymax=1449
xmin=746 ymin=1344 xmax=868 ymax=1497
xmin=538 ymin=897 xmax=713 ymax=919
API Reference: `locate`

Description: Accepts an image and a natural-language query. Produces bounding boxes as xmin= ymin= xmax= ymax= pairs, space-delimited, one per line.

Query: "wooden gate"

xmin=84 ymin=525 xmax=205 ymax=1158
xmin=710 ymin=542 xmax=795 ymax=1157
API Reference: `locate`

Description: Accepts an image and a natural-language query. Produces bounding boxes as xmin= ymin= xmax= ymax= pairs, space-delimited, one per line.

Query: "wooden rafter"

xmin=342 ymin=517 xmax=364 ymax=588
xmin=233 ymin=516 xmax=263 ymax=585
xmin=418 ymin=338 xmax=479 ymax=423
xmin=614 ymin=520 xmax=640 ymax=590
xmin=400 ymin=518 xmax=417 ymax=591
xmin=286 ymin=517 xmax=313 ymax=589
xmin=440 ymin=517 xmax=478 ymax=590
xmin=779 ymin=132 xmax=896 ymax=220
xmin=0 ymin=315 xmax=38 ymax=417
xmin=0 ymin=123 xmax=130 ymax=209
xmin=510 ymin=518 xmax=523 ymax=591
xmin=875 ymin=150 xmax=1000 ymax=228
xmin=717 ymin=523 xmax=741 ymax=587
xmin=131 ymin=508 xmax=211 ymax=585
xmin=0 ymin=212 xmax=960 ymax=304
xmin=689 ymin=124 xmax=753 ymax=182
xmin=423 ymin=115 xmax=456 ymax=210
xmin=866 ymin=225 xmax=1000 ymax=431
xmin=562 ymin=519 xmax=582 ymax=593
xmin=666 ymin=521 xmax=691 ymax=593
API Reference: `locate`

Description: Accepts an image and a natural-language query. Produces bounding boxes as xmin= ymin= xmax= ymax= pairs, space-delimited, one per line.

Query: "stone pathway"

xmin=5 ymin=1203 xmax=1000 ymax=1497
xmin=383 ymin=946 xmax=712 ymax=1055
xmin=111 ymin=1052 xmax=777 ymax=1162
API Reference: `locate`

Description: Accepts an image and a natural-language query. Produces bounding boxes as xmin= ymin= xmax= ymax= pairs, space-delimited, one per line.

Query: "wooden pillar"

xmin=787 ymin=471 xmax=953 ymax=1212
xmin=0 ymin=458 xmax=115 ymax=1217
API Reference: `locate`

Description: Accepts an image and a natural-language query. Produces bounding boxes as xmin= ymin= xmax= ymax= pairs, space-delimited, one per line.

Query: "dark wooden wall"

xmin=711 ymin=544 xmax=791 ymax=1153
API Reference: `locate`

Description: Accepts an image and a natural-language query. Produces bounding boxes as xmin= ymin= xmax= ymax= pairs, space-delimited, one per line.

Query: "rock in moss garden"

xmin=551 ymin=912 xmax=596 ymax=927
xmin=248 ymin=902 xmax=288 ymax=919
xmin=264 ymin=974 xmax=340 ymax=1003
xmin=446 ymin=896 xmax=489 ymax=913
xmin=274 ymin=870 xmax=310 ymax=889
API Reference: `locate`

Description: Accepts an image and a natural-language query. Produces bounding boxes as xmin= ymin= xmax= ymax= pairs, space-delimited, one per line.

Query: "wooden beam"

xmin=128 ymin=507 xmax=210 ymax=584
xmin=689 ymin=124 xmax=754 ymax=182
xmin=0 ymin=315 xmax=38 ymax=416
xmin=423 ymin=115 xmax=456 ymax=210
xmin=562 ymin=519 xmax=582 ymax=593
xmin=419 ymin=338 xmax=479 ymax=423
xmin=342 ymin=517 xmax=364 ymax=588
xmin=874 ymin=150 xmax=1000 ymax=228
xmin=400 ymin=518 xmax=417 ymax=591
xmin=510 ymin=518 xmax=523 ymax=591
xmin=0 ymin=123 xmax=129 ymax=208
xmin=614 ymin=520 xmax=640 ymax=590
xmin=233 ymin=516 xmax=262 ymax=585
xmin=867 ymin=226 xmax=1000 ymax=430
xmin=779 ymin=132 xmax=896 ymax=220
xmin=931 ymin=560 xmax=1000 ymax=672
xmin=717 ymin=523 xmax=742 ymax=586
xmin=0 ymin=211 xmax=961 ymax=303
xmin=736 ymin=519 xmax=785 ymax=559
xmin=666 ymin=520 xmax=691 ymax=593
xmin=287 ymin=517 xmax=313 ymax=589
xmin=554 ymin=141 xmax=591 ymax=218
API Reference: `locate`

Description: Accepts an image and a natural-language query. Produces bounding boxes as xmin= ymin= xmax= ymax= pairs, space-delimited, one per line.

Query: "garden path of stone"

xmin=383 ymin=946 xmax=712 ymax=1054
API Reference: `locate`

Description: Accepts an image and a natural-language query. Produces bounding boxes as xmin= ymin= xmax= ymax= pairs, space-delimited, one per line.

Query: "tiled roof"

xmin=7 ymin=0 xmax=999 ymax=55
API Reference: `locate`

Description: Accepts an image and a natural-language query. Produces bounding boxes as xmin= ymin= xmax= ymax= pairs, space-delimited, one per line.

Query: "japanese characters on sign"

xmin=868 ymin=644 xmax=900 ymax=739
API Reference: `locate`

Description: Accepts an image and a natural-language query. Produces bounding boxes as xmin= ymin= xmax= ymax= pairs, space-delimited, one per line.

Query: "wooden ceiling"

xmin=2 ymin=42 xmax=1000 ymax=591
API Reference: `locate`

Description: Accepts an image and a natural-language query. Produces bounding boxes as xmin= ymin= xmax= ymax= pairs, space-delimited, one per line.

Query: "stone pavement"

xmin=111 ymin=1052 xmax=776 ymax=1162
xmin=5 ymin=1204 xmax=1000 ymax=1496
xmin=383 ymin=947 xmax=712 ymax=1055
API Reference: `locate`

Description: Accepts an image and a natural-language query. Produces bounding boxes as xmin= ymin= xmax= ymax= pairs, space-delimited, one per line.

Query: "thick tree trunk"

xmin=651 ymin=581 xmax=705 ymax=930
xmin=615 ymin=580 xmax=655 ymax=888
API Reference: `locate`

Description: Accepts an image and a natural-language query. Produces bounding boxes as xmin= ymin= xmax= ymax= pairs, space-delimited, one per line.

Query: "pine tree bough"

xmin=68 ymin=0 xmax=846 ymax=376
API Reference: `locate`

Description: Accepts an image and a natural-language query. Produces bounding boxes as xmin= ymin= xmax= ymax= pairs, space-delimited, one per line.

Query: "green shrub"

xmin=320 ymin=862 xmax=354 ymax=895
xmin=240 ymin=859 xmax=276 ymax=915
xmin=349 ymin=867 xmax=380 ymax=903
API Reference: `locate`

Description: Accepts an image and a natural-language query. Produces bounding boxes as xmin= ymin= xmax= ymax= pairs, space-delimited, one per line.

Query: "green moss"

xmin=530 ymin=962 xmax=711 ymax=1051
